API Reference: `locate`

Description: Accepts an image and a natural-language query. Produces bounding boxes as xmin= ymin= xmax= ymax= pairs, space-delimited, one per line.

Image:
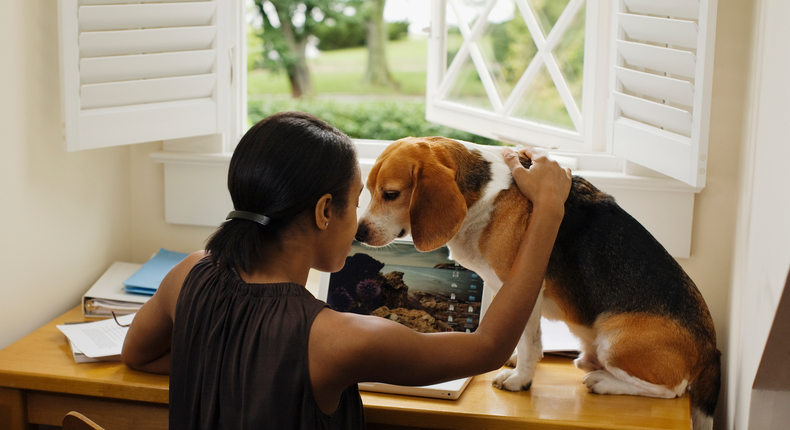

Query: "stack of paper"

xmin=83 ymin=262 xmax=146 ymax=316
xmin=57 ymin=313 xmax=135 ymax=363
xmin=81 ymin=249 xmax=189 ymax=316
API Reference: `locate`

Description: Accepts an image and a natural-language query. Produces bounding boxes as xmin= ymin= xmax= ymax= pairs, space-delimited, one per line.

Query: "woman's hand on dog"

xmin=502 ymin=146 xmax=572 ymax=214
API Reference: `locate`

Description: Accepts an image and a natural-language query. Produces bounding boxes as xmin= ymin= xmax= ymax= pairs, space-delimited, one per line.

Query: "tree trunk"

xmin=363 ymin=0 xmax=398 ymax=88
xmin=287 ymin=39 xmax=313 ymax=98
xmin=277 ymin=8 xmax=313 ymax=98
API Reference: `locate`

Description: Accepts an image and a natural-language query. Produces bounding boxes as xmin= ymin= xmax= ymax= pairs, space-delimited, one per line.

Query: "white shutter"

xmin=607 ymin=0 xmax=718 ymax=187
xmin=57 ymin=0 xmax=230 ymax=151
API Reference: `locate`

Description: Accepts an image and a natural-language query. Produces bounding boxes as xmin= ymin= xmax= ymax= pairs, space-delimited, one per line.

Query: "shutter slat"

xmin=612 ymin=117 xmax=692 ymax=184
xmin=615 ymin=67 xmax=694 ymax=106
xmin=79 ymin=26 xmax=216 ymax=57
xmin=81 ymin=74 xmax=216 ymax=110
xmin=614 ymin=91 xmax=692 ymax=136
xmin=78 ymin=98 xmax=218 ymax=150
xmin=618 ymin=13 xmax=698 ymax=49
xmin=616 ymin=40 xmax=696 ymax=77
xmin=79 ymin=3 xmax=216 ymax=31
xmin=622 ymin=0 xmax=700 ymax=20
xmin=80 ymin=50 xmax=216 ymax=84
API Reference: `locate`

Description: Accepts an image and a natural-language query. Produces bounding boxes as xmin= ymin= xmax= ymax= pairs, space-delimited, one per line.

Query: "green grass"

xmin=248 ymin=36 xmax=428 ymax=96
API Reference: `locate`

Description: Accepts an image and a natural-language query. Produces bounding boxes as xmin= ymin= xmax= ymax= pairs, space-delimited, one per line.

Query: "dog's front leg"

xmin=492 ymin=287 xmax=544 ymax=391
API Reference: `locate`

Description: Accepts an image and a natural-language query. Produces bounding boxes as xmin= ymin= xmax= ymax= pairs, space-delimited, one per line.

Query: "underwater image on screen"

xmin=327 ymin=242 xmax=483 ymax=333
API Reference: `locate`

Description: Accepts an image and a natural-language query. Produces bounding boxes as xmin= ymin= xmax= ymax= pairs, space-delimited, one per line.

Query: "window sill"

xmin=151 ymin=145 xmax=699 ymax=258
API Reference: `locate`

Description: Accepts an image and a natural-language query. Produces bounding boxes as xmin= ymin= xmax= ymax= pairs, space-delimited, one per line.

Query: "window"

xmin=57 ymin=0 xmax=719 ymax=257
xmin=426 ymin=0 xmax=718 ymax=188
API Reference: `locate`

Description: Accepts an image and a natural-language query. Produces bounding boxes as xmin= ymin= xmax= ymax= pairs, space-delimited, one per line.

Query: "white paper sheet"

xmin=541 ymin=318 xmax=582 ymax=352
xmin=57 ymin=313 xmax=136 ymax=358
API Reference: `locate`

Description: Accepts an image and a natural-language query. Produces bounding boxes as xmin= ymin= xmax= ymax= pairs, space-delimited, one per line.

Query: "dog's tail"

xmin=690 ymin=349 xmax=721 ymax=430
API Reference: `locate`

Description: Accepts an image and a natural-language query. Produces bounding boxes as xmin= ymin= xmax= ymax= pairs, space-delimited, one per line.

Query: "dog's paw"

xmin=492 ymin=368 xmax=533 ymax=392
xmin=583 ymin=370 xmax=621 ymax=395
xmin=504 ymin=351 xmax=518 ymax=368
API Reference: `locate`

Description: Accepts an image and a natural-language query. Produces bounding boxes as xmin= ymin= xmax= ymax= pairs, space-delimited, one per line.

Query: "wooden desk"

xmin=0 ymin=306 xmax=691 ymax=429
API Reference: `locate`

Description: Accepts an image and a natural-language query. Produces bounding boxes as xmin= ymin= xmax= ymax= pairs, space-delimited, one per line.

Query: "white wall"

xmin=0 ymin=1 xmax=133 ymax=350
xmin=129 ymin=141 xmax=216 ymax=261
xmin=727 ymin=0 xmax=790 ymax=427
xmin=676 ymin=4 xmax=751 ymax=426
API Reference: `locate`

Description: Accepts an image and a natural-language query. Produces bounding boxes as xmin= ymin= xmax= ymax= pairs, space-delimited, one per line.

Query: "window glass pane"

xmin=553 ymin=1 xmax=585 ymax=109
xmin=528 ymin=0 xmax=570 ymax=37
xmin=454 ymin=0 xmax=491 ymax=30
xmin=447 ymin=55 xmax=493 ymax=111
xmin=511 ymin=64 xmax=573 ymax=130
xmin=477 ymin=0 xmax=537 ymax=102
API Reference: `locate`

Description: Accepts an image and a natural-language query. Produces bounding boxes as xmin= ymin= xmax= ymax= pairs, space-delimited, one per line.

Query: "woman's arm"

xmin=121 ymin=251 xmax=205 ymax=374
xmin=309 ymin=147 xmax=572 ymax=408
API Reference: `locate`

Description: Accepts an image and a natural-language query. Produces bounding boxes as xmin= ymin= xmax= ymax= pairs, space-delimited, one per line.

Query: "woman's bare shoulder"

xmin=157 ymin=250 xmax=208 ymax=317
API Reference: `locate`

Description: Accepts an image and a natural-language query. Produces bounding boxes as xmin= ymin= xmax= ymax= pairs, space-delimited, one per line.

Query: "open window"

xmin=426 ymin=0 xmax=718 ymax=188
xmin=56 ymin=0 xmax=718 ymax=258
xmin=427 ymin=0 xmax=596 ymax=151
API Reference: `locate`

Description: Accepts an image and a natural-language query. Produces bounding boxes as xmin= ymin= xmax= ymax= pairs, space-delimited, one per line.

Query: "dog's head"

xmin=356 ymin=137 xmax=469 ymax=251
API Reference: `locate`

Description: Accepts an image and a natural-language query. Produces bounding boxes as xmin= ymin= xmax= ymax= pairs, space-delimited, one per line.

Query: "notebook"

xmin=318 ymin=239 xmax=492 ymax=400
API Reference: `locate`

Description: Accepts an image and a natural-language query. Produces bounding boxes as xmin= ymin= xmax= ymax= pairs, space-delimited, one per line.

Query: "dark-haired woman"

xmin=121 ymin=111 xmax=572 ymax=429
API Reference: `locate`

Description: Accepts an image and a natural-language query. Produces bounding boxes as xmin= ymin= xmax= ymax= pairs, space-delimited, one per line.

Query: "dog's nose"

xmin=355 ymin=223 xmax=369 ymax=243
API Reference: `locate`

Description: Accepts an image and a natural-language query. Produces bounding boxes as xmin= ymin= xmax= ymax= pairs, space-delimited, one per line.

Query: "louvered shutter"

xmin=57 ymin=0 xmax=230 ymax=151
xmin=607 ymin=0 xmax=718 ymax=187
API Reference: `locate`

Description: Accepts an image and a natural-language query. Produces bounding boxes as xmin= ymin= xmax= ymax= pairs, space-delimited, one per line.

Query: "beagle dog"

xmin=355 ymin=136 xmax=720 ymax=430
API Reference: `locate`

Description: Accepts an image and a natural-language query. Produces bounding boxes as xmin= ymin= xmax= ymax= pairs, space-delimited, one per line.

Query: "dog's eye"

xmin=382 ymin=190 xmax=400 ymax=201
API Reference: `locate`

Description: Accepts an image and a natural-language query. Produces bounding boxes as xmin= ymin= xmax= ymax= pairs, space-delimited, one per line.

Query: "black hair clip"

xmin=226 ymin=210 xmax=271 ymax=226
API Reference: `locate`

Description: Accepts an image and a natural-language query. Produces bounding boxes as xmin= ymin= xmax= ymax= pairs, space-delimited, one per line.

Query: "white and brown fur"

xmin=355 ymin=136 xmax=720 ymax=430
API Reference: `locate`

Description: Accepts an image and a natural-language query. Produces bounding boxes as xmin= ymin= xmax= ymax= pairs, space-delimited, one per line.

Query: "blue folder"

xmin=122 ymin=249 xmax=189 ymax=295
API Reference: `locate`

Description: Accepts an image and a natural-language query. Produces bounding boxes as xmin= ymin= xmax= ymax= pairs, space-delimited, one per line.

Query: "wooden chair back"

xmin=62 ymin=411 xmax=105 ymax=430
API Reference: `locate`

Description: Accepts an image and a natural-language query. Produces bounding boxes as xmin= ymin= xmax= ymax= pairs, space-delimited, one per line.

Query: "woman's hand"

xmin=502 ymin=146 xmax=572 ymax=213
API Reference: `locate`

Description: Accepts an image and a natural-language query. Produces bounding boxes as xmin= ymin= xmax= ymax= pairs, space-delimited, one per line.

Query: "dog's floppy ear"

xmin=409 ymin=162 xmax=467 ymax=252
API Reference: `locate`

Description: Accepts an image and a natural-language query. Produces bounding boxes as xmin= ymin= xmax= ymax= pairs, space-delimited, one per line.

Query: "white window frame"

xmin=141 ymin=0 xmax=711 ymax=258
xmin=424 ymin=0 xmax=717 ymax=188
xmin=425 ymin=0 xmax=600 ymax=152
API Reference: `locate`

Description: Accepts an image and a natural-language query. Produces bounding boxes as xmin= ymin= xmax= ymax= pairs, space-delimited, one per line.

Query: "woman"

xmin=122 ymin=111 xmax=572 ymax=429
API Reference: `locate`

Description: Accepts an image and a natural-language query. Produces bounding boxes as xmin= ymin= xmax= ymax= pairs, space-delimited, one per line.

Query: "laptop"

xmin=318 ymin=239 xmax=492 ymax=400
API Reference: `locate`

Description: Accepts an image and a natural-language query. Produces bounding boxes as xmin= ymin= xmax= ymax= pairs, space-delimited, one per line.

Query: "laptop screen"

xmin=319 ymin=240 xmax=490 ymax=334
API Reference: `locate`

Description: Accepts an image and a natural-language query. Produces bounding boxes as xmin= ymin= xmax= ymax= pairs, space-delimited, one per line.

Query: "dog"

xmin=355 ymin=136 xmax=720 ymax=430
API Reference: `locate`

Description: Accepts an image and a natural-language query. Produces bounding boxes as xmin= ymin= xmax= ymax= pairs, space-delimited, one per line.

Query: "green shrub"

xmin=248 ymin=97 xmax=498 ymax=145
xmin=315 ymin=19 xmax=415 ymax=51
xmin=388 ymin=20 xmax=410 ymax=41
xmin=315 ymin=16 xmax=367 ymax=51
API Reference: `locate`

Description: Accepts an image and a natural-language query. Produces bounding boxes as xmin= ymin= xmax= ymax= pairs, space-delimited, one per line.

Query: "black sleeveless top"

xmin=170 ymin=258 xmax=366 ymax=429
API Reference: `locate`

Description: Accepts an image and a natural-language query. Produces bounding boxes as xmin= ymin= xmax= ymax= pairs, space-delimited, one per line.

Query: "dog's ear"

xmin=409 ymin=163 xmax=467 ymax=252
